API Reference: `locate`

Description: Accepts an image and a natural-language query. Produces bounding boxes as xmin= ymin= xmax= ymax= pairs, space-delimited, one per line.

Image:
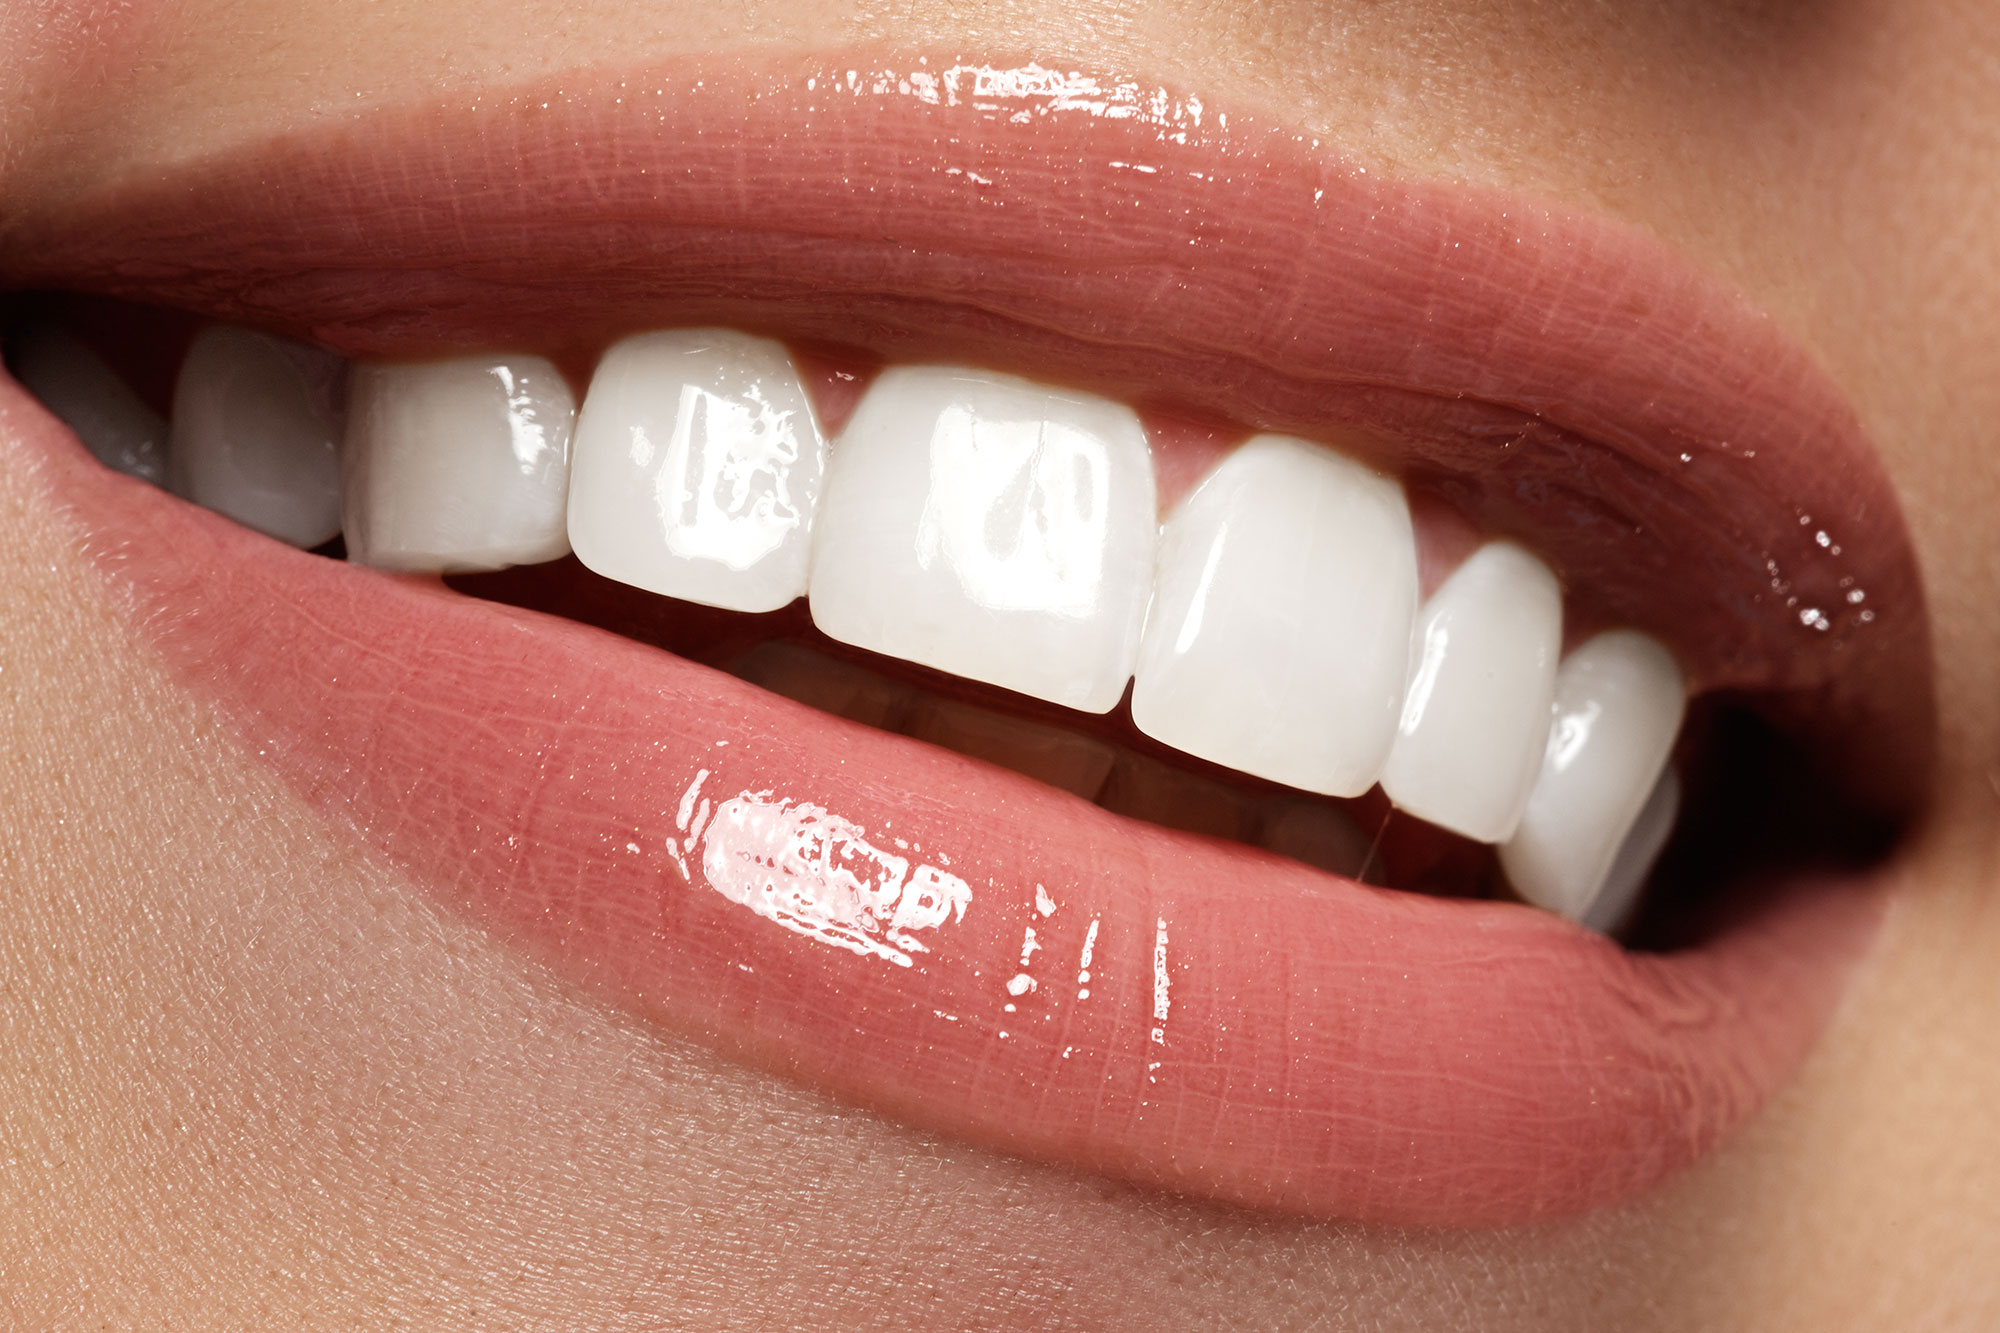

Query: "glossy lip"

xmin=0 ymin=51 xmax=1929 ymax=1227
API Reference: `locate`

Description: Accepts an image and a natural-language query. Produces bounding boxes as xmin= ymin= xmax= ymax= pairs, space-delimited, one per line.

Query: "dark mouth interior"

xmin=2 ymin=289 xmax=1907 ymax=950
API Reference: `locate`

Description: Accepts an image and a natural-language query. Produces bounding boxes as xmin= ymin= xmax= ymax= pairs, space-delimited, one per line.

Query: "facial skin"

xmin=2 ymin=0 xmax=1997 ymax=1326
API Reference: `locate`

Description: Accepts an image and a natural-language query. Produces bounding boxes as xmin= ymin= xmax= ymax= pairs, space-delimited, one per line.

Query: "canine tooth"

xmin=168 ymin=326 xmax=344 ymax=548
xmin=905 ymin=697 xmax=1117 ymax=799
xmin=725 ymin=643 xmax=914 ymax=731
xmin=1585 ymin=766 xmax=1680 ymax=935
xmin=1380 ymin=541 xmax=1563 ymax=842
xmin=1131 ymin=435 xmax=1418 ymax=797
xmin=342 ymin=356 xmax=574 ymax=571
xmin=1259 ymin=797 xmax=1377 ymax=880
xmin=809 ymin=366 xmax=1155 ymax=712
xmin=1499 ymin=631 xmax=1686 ymax=923
xmin=568 ymin=330 xmax=826 ymax=613
xmin=1096 ymin=752 xmax=1257 ymax=842
xmin=6 ymin=325 xmax=167 ymax=485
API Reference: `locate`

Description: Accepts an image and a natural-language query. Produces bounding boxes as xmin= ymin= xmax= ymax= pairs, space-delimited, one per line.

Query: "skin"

xmin=2 ymin=0 xmax=1998 ymax=1326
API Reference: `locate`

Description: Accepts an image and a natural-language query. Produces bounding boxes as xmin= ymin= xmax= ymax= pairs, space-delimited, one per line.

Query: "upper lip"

xmin=0 ymin=49 xmax=1936 ymax=1226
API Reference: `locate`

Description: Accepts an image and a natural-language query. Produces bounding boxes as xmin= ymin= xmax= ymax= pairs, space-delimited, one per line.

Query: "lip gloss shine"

xmin=0 ymin=52 xmax=1927 ymax=1227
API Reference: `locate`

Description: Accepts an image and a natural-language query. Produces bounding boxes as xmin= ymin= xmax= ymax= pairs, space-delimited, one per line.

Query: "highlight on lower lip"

xmin=682 ymin=768 xmax=975 ymax=969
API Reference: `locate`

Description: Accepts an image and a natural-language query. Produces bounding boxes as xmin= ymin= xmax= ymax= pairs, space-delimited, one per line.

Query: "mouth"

xmin=0 ymin=52 xmax=1933 ymax=1228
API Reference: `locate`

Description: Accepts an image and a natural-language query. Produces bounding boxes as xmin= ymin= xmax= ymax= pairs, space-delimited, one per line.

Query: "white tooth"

xmin=726 ymin=642 xmax=914 ymax=731
xmin=1130 ymin=435 xmax=1418 ymax=797
xmin=167 ymin=326 xmax=344 ymax=548
xmin=1096 ymin=752 xmax=1257 ymax=842
xmin=1259 ymin=796 xmax=1377 ymax=880
xmin=904 ymin=697 xmax=1117 ymax=799
xmin=1380 ymin=541 xmax=1563 ymax=842
xmin=1584 ymin=766 xmax=1680 ymax=935
xmin=567 ymin=330 xmax=825 ymax=613
xmin=1499 ymin=631 xmax=1686 ymax=923
xmin=342 ymin=355 xmax=574 ymax=572
xmin=809 ymin=366 xmax=1156 ymax=712
xmin=6 ymin=325 xmax=167 ymax=485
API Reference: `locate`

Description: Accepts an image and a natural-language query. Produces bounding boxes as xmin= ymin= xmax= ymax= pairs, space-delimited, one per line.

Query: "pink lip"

xmin=0 ymin=52 xmax=1929 ymax=1226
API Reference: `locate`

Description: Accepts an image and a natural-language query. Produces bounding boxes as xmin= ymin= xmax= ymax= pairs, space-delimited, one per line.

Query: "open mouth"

xmin=0 ymin=53 xmax=1934 ymax=1228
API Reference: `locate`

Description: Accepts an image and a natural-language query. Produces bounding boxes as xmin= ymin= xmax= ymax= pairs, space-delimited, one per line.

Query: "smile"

xmin=0 ymin=52 xmax=1934 ymax=1227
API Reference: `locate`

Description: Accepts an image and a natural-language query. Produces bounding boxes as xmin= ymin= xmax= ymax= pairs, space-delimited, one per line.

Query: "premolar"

xmin=809 ymin=366 xmax=1157 ymax=713
xmin=1499 ymin=631 xmax=1687 ymax=923
xmin=342 ymin=356 xmax=575 ymax=572
xmin=1587 ymin=767 xmax=1681 ymax=934
xmin=1130 ymin=435 xmax=1419 ymax=798
xmin=169 ymin=325 xmax=344 ymax=549
xmin=568 ymin=329 xmax=826 ymax=613
xmin=6 ymin=324 xmax=168 ymax=486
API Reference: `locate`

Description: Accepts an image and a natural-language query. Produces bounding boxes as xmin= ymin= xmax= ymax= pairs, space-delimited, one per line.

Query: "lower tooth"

xmin=168 ymin=325 xmax=345 ymax=549
xmin=342 ymin=356 xmax=575 ymax=572
xmin=1499 ymin=630 xmax=1686 ymax=925
xmin=1130 ymin=434 xmax=1419 ymax=797
xmin=725 ymin=643 xmax=915 ymax=731
xmin=904 ymin=697 xmax=1117 ymax=799
xmin=5 ymin=325 xmax=168 ymax=486
xmin=567 ymin=329 xmax=826 ymax=613
xmin=1096 ymin=752 xmax=1258 ymax=842
xmin=1258 ymin=796 xmax=1377 ymax=880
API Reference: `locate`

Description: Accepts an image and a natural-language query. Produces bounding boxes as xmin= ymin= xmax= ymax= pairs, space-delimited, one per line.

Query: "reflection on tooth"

xmin=1097 ymin=752 xmax=1256 ymax=842
xmin=342 ymin=356 xmax=574 ymax=572
xmin=724 ymin=643 xmax=914 ymax=731
xmin=168 ymin=326 xmax=345 ymax=548
xmin=1380 ymin=541 xmax=1562 ymax=843
xmin=905 ymin=696 xmax=1117 ymax=799
xmin=1585 ymin=767 xmax=1680 ymax=935
xmin=1499 ymin=631 xmax=1686 ymax=924
xmin=810 ymin=366 xmax=1156 ymax=712
xmin=568 ymin=330 xmax=826 ymax=613
xmin=1131 ymin=435 xmax=1418 ymax=797
xmin=6 ymin=325 xmax=167 ymax=485
xmin=1259 ymin=796 xmax=1377 ymax=880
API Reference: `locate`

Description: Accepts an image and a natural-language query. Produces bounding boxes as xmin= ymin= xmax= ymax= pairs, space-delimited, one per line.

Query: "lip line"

xmin=0 ymin=48 xmax=1931 ymax=1228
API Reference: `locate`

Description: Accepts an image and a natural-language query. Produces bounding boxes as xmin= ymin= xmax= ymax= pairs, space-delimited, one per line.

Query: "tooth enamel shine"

xmin=1130 ymin=435 xmax=1419 ymax=797
xmin=1381 ymin=541 xmax=1563 ymax=843
xmin=809 ymin=366 xmax=1156 ymax=712
xmin=1499 ymin=631 xmax=1687 ymax=924
xmin=343 ymin=355 xmax=576 ymax=572
xmin=568 ymin=329 xmax=826 ymax=613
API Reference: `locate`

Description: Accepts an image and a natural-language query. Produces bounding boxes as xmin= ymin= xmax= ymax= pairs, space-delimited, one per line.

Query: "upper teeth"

xmin=1131 ymin=434 xmax=1419 ymax=799
xmin=343 ymin=355 xmax=576 ymax=572
xmin=15 ymin=317 xmax=1690 ymax=927
xmin=171 ymin=326 xmax=346 ymax=549
xmin=808 ymin=364 xmax=1158 ymax=713
xmin=568 ymin=329 xmax=827 ymax=613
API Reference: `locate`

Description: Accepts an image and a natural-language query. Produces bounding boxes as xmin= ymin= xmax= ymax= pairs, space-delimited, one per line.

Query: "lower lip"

xmin=6 ymin=378 xmax=1884 ymax=1228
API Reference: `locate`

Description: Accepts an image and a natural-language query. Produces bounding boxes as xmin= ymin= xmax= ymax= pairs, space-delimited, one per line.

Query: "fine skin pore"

xmin=1 ymin=1 xmax=1998 ymax=1329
